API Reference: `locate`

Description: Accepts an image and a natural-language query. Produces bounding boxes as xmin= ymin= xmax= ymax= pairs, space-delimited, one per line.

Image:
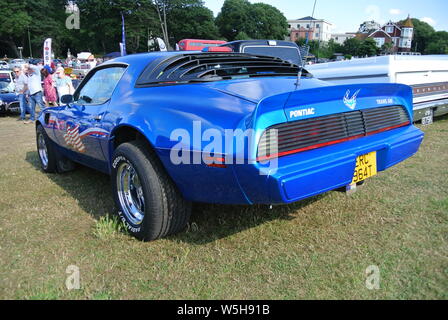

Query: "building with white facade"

xmin=331 ymin=33 xmax=356 ymax=45
xmin=288 ymin=17 xmax=333 ymax=42
xmin=356 ymin=16 xmax=414 ymax=53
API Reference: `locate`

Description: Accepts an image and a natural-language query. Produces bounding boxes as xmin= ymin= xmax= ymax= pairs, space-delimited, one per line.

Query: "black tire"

xmin=36 ymin=124 xmax=75 ymax=173
xmin=111 ymin=141 xmax=191 ymax=241
xmin=36 ymin=124 xmax=58 ymax=173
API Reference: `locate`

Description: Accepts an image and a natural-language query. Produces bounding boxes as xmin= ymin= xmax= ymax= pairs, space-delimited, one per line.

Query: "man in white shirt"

xmin=24 ymin=64 xmax=45 ymax=123
xmin=13 ymin=67 xmax=29 ymax=122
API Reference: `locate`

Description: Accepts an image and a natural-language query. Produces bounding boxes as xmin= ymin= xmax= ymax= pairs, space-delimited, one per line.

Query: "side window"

xmin=74 ymin=66 xmax=126 ymax=105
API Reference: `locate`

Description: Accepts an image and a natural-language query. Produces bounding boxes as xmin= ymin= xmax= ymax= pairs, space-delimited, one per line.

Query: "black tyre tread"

xmin=114 ymin=141 xmax=191 ymax=240
xmin=36 ymin=124 xmax=58 ymax=173
xmin=134 ymin=140 xmax=191 ymax=237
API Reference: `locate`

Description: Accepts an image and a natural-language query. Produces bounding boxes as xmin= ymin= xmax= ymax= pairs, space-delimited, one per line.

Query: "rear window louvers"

xmin=258 ymin=106 xmax=410 ymax=161
xmin=136 ymin=53 xmax=302 ymax=86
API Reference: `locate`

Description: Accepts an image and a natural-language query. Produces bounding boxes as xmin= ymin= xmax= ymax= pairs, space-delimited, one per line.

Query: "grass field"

xmin=0 ymin=115 xmax=447 ymax=300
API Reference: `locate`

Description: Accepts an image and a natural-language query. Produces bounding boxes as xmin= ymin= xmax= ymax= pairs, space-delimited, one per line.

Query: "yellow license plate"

xmin=352 ymin=152 xmax=377 ymax=184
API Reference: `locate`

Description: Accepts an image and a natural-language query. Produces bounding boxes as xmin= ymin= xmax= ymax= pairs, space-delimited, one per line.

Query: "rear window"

xmin=136 ymin=53 xmax=302 ymax=87
xmin=243 ymin=46 xmax=301 ymax=66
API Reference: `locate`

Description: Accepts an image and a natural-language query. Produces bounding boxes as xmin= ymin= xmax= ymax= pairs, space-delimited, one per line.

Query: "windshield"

xmin=243 ymin=46 xmax=301 ymax=66
xmin=0 ymin=73 xmax=12 ymax=91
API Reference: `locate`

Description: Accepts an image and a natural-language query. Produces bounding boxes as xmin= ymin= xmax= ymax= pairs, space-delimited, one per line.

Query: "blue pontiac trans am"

xmin=36 ymin=52 xmax=424 ymax=241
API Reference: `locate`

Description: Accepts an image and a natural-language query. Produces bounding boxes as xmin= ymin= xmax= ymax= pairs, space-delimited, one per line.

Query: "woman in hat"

xmin=54 ymin=67 xmax=74 ymax=103
xmin=41 ymin=65 xmax=58 ymax=106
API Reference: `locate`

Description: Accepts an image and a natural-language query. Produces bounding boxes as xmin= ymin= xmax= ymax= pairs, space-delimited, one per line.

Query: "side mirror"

xmin=61 ymin=94 xmax=74 ymax=104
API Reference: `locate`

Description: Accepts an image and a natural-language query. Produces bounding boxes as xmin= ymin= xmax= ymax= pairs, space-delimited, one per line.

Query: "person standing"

xmin=24 ymin=63 xmax=45 ymax=123
xmin=13 ymin=67 xmax=29 ymax=122
xmin=41 ymin=65 xmax=58 ymax=106
xmin=54 ymin=67 xmax=74 ymax=103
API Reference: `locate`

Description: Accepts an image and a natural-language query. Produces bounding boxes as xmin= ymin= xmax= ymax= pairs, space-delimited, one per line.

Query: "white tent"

xmin=77 ymin=52 xmax=94 ymax=61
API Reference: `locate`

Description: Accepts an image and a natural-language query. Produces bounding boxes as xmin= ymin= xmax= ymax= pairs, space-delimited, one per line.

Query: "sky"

xmin=203 ymin=0 xmax=448 ymax=33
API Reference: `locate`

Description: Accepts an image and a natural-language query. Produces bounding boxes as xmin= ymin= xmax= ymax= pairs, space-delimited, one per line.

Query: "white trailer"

xmin=307 ymin=55 xmax=448 ymax=123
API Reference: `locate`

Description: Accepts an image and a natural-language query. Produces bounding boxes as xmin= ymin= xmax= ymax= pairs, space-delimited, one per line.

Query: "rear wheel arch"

xmin=111 ymin=125 xmax=156 ymax=156
xmin=110 ymin=125 xmax=171 ymax=178
xmin=109 ymin=124 xmax=190 ymax=202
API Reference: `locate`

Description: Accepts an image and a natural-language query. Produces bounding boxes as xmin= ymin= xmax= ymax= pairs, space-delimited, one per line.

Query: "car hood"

xmin=0 ymin=92 xmax=18 ymax=103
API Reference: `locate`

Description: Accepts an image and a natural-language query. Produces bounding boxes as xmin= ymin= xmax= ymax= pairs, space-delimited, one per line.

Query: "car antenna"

xmin=296 ymin=0 xmax=317 ymax=89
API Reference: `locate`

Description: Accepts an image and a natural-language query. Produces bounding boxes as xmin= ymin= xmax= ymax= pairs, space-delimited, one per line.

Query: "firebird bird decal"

xmin=343 ymin=89 xmax=361 ymax=110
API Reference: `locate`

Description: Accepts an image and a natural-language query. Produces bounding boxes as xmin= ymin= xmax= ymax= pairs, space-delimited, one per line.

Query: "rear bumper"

xmin=236 ymin=125 xmax=424 ymax=204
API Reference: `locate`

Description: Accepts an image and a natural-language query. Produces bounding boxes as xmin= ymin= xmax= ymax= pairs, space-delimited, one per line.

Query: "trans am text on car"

xmin=36 ymin=52 xmax=424 ymax=241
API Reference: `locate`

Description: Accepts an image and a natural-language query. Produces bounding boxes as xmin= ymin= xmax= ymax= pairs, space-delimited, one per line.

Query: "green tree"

xmin=0 ymin=0 xmax=32 ymax=57
xmin=216 ymin=0 xmax=288 ymax=41
xmin=0 ymin=0 xmax=68 ymax=58
xmin=295 ymin=39 xmax=319 ymax=55
xmin=407 ymin=18 xmax=435 ymax=53
xmin=358 ymin=38 xmax=379 ymax=57
xmin=426 ymin=31 xmax=448 ymax=54
xmin=381 ymin=42 xmax=394 ymax=55
xmin=342 ymin=37 xmax=362 ymax=56
xmin=235 ymin=31 xmax=250 ymax=40
xmin=216 ymin=0 xmax=253 ymax=41
xmin=75 ymin=0 xmax=159 ymax=55
xmin=321 ymin=39 xmax=344 ymax=59
xmin=250 ymin=3 xmax=288 ymax=40
xmin=166 ymin=0 xmax=220 ymax=43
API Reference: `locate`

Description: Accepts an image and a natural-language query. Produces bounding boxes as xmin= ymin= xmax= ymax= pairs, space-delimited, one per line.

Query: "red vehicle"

xmin=177 ymin=39 xmax=227 ymax=51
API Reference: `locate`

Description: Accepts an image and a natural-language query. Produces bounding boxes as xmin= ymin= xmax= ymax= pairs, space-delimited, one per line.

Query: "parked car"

xmin=36 ymin=52 xmax=424 ymax=241
xmin=53 ymin=59 xmax=67 ymax=68
xmin=9 ymin=59 xmax=26 ymax=70
xmin=28 ymin=58 xmax=43 ymax=65
xmin=71 ymin=63 xmax=92 ymax=80
xmin=220 ymin=40 xmax=302 ymax=66
xmin=0 ymin=70 xmax=19 ymax=114
xmin=307 ymin=55 xmax=448 ymax=123
xmin=0 ymin=61 xmax=10 ymax=70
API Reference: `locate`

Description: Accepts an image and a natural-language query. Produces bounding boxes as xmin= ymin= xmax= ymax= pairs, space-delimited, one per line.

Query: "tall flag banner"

xmin=157 ymin=38 xmax=167 ymax=52
xmin=121 ymin=13 xmax=127 ymax=56
xmin=43 ymin=38 xmax=52 ymax=66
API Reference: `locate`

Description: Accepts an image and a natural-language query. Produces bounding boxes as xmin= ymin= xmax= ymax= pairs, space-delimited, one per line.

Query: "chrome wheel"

xmin=38 ymin=133 xmax=49 ymax=169
xmin=116 ymin=162 xmax=145 ymax=226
